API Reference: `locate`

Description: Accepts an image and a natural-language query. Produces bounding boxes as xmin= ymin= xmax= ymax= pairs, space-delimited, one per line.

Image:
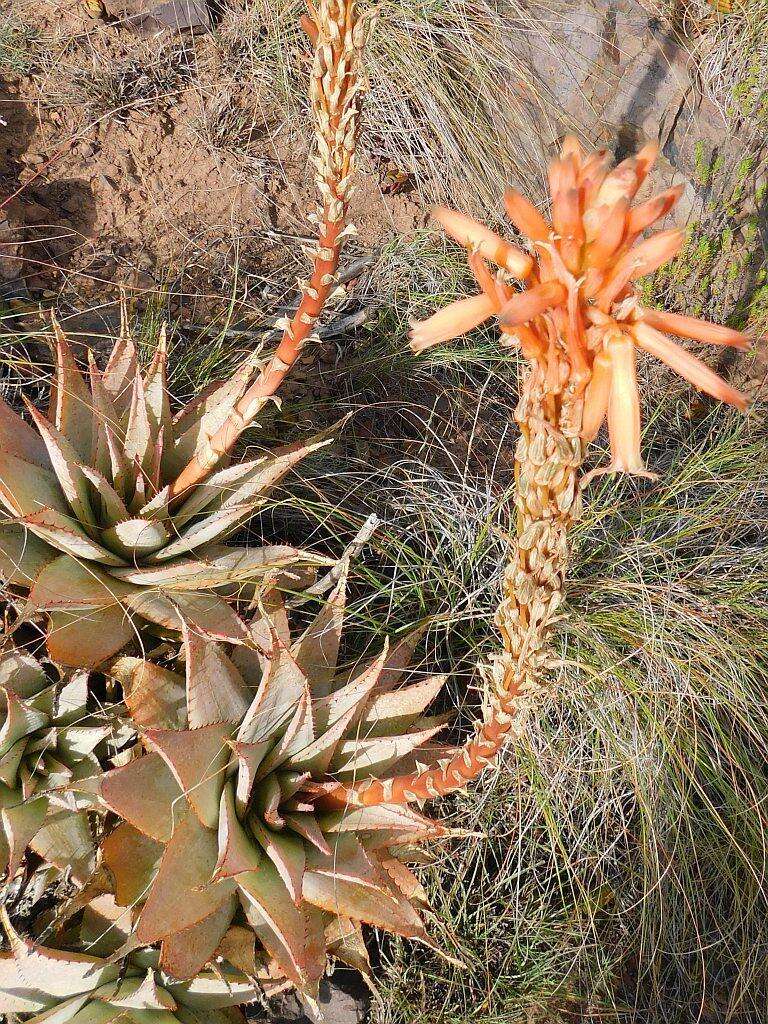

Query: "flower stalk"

xmin=326 ymin=137 xmax=752 ymax=808
xmin=169 ymin=0 xmax=367 ymax=498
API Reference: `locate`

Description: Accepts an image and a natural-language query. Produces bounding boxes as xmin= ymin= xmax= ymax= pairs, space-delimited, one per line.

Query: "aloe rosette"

xmin=0 ymin=644 xmax=130 ymax=880
xmin=97 ymin=577 xmax=455 ymax=1004
xmin=0 ymin=909 xmax=287 ymax=1023
xmin=0 ymin=318 xmax=331 ymax=668
xmin=0 ymin=0 xmax=367 ymax=670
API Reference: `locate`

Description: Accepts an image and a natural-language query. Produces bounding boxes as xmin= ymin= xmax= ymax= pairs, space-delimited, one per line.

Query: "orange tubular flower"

xmin=320 ymin=139 xmax=755 ymax=813
xmin=410 ymin=136 xmax=751 ymax=479
xmin=604 ymin=334 xmax=656 ymax=479
xmin=410 ymin=293 xmax=498 ymax=353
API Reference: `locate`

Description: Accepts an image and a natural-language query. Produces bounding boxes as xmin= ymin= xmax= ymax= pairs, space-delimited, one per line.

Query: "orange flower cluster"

xmin=411 ymin=137 xmax=751 ymax=478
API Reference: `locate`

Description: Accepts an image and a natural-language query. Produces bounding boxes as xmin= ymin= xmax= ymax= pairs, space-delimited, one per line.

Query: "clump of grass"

xmin=187 ymin=93 xmax=266 ymax=162
xmin=0 ymin=12 xmax=41 ymax=77
xmin=40 ymin=34 xmax=195 ymax=122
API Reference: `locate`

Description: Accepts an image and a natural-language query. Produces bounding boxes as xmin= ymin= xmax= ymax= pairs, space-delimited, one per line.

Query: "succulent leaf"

xmin=0 ymin=644 xmax=130 ymax=878
xmin=115 ymin=659 xmax=187 ymax=731
xmin=0 ymin=523 xmax=53 ymax=588
xmin=135 ymin=810 xmax=236 ymax=947
xmin=144 ymin=724 xmax=233 ymax=830
xmin=102 ymin=821 xmax=163 ymax=906
xmin=0 ymin=395 xmax=50 ymax=467
xmin=46 ymin=607 xmax=137 ymax=670
xmin=101 ymin=752 xmax=182 ymax=843
xmin=1 ymin=323 xmax=334 ymax=666
xmin=51 ymin=321 xmax=94 ymax=462
xmin=0 ymin=910 xmax=285 ymax=1021
xmin=29 ymin=556 xmax=137 ymax=610
xmin=98 ymin=580 xmax=452 ymax=997
xmin=120 ymin=592 xmax=249 ymax=645
xmin=183 ymin=626 xmax=250 ymax=729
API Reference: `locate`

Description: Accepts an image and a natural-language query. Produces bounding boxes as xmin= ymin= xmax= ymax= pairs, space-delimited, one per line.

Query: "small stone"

xmin=133 ymin=271 xmax=155 ymax=290
xmin=96 ymin=174 xmax=118 ymax=190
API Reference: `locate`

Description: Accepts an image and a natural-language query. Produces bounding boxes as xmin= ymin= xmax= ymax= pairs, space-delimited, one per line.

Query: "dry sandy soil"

xmin=2 ymin=0 xmax=765 ymax=344
xmin=0 ymin=0 xmax=428 ymax=355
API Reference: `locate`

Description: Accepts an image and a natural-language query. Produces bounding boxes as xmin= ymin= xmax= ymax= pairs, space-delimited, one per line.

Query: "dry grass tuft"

xmin=212 ymin=0 xmax=564 ymax=215
xmin=38 ymin=34 xmax=195 ymax=121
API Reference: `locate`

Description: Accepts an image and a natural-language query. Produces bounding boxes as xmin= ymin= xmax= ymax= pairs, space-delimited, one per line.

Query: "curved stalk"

xmin=170 ymin=0 xmax=367 ymax=498
xmin=326 ymin=372 xmax=584 ymax=806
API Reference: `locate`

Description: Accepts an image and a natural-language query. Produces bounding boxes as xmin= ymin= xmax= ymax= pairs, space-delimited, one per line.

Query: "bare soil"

xmin=0 ymin=0 xmax=424 ymax=333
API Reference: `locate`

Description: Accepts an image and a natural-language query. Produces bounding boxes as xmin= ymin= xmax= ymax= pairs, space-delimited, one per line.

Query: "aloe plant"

xmin=0 ymin=318 xmax=332 ymax=668
xmin=369 ymin=137 xmax=753 ymax=805
xmin=0 ymin=908 xmax=287 ymax=1022
xmin=0 ymin=643 xmax=131 ymax=880
xmin=0 ymin=0 xmax=368 ymax=670
xmin=98 ymin=576 xmax=454 ymax=1007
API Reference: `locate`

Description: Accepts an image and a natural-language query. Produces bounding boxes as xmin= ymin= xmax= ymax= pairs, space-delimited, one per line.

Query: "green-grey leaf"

xmin=101 ymin=518 xmax=171 ymax=559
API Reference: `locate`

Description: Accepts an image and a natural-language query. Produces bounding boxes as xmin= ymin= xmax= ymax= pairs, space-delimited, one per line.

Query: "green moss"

xmin=693 ymin=145 xmax=725 ymax=188
xmin=693 ymin=141 xmax=709 ymax=186
xmin=737 ymin=155 xmax=756 ymax=180
xmin=648 ymin=136 xmax=765 ymax=329
xmin=746 ymin=281 xmax=768 ymax=330
xmin=730 ymin=55 xmax=768 ymax=125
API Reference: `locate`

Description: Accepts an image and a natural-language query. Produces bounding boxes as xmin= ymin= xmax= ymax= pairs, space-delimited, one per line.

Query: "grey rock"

xmin=250 ymin=975 xmax=370 ymax=1024
xmin=525 ymin=0 xmax=728 ymax=188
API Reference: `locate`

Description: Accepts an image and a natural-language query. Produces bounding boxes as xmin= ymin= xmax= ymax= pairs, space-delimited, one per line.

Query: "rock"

xmin=112 ymin=0 xmax=212 ymax=35
xmin=132 ymin=271 xmax=155 ymax=290
xmin=255 ymin=975 xmax=370 ymax=1023
xmin=526 ymin=0 xmax=728 ymax=186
